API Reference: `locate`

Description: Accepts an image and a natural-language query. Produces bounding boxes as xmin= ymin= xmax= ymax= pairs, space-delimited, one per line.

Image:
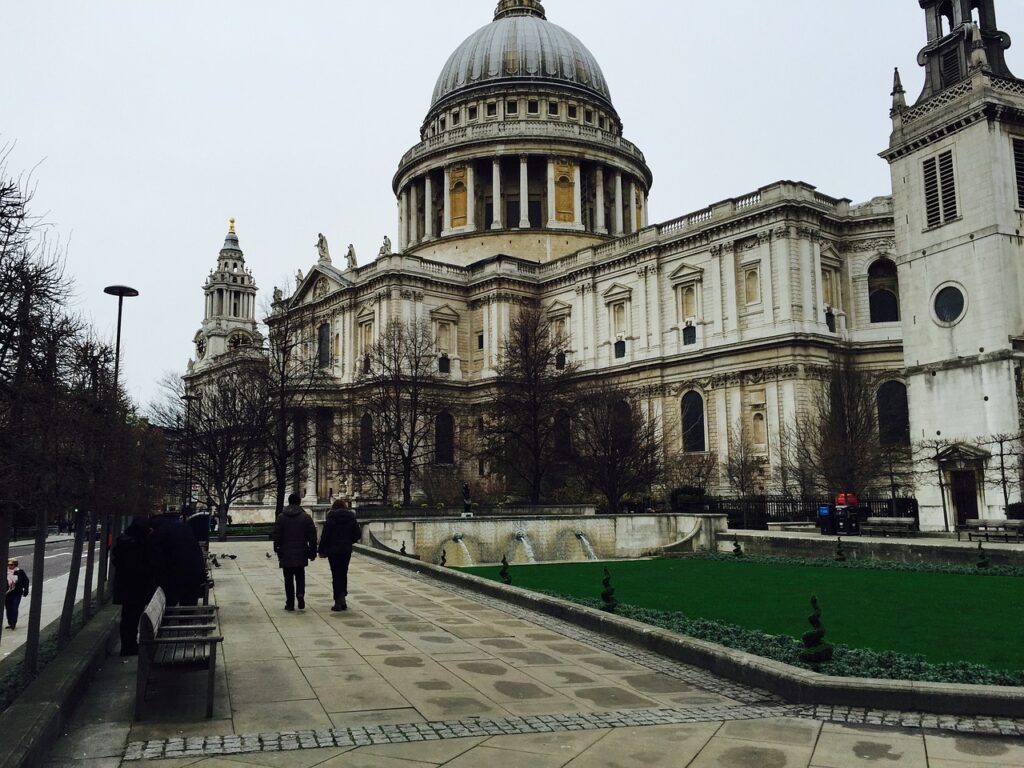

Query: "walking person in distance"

xmin=5 ymin=559 xmax=30 ymax=630
xmin=273 ymin=493 xmax=317 ymax=611
xmin=318 ymin=498 xmax=361 ymax=611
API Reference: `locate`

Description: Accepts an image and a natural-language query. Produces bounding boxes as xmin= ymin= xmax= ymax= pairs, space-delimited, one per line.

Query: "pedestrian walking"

xmin=318 ymin=498 xmax=361 ymax=611
xmin=5 ymin=559 xmax=30 ymax=630
xmin=112 ymin=519 xmax=156 ymax=656
xmin=273 ymin=493 xmax=317 ymax=611
xmin=146 ymin=512 xmax=207 ymax=607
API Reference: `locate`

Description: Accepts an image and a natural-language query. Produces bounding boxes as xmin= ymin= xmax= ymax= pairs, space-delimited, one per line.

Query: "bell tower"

xmin=883 ymin=0 xmax=1024 ymax=528
xmin=190 ymin=219 xmax=262 ymax=374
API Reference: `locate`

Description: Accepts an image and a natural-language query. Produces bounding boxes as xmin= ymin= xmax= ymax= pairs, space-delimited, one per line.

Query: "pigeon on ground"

xmin=266 ymin=552 xmax=271 ymax=559
xmin=212 ymin=556 xmax=221 ymax=568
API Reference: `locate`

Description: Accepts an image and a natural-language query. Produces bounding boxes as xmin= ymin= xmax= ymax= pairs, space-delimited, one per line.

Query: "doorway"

xmin=950 ymin=470 xmax=980 ymax=526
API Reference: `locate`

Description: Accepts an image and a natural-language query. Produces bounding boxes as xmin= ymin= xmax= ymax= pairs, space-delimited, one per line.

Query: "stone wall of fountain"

xmin=361 ymin=514 xmax=726 ymax=566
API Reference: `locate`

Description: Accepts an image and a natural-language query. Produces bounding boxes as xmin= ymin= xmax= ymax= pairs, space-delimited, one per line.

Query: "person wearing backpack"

xmin=5 ymin=559 xmax=29 ymax=630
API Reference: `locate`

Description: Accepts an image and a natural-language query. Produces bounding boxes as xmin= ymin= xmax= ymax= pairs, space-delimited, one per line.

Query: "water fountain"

xmin=451 ymin=532 xmax=474 ymax=565
xmin=514 ymin=530 xmax=537 ymax=563
xmin=575 ymin=530 xmax=598 ymax=561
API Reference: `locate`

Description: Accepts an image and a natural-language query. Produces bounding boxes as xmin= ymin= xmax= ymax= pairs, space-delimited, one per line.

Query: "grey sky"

xmin=5 ymin=0 xmax=1023 ymax=405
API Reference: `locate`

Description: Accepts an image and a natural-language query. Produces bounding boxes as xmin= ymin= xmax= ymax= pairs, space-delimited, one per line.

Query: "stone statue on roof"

xmin=273 ymin=286 xmax=283 ymax=303
xmin=317 ymin=233 xmax=332 ymax=264
xmin=378 ymin=235 xmax=392 ymax=259
xmin=296 ymin=269 xmax=304 ymax=284
xmin=346 ymin=243 xmax=358 ymax=271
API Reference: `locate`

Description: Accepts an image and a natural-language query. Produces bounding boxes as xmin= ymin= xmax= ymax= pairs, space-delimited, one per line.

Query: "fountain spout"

xmin=514 ymin=531 xmax=526 ymax=541
xmin=452 ymin=533 xmax=464 ymax=543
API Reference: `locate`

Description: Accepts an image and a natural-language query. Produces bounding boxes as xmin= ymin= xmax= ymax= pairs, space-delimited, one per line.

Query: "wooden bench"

xmin=957 ymin=519 xmax=1024 ymax=543
xmin=860 ymin=517 xmax=917 ymax=537
xmin=135 ymin=587 xmax=223 ymax=720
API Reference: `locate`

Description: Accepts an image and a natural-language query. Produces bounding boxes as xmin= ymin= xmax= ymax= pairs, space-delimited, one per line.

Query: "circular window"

xmin=933 ymin=285 xmax=966 ymax=325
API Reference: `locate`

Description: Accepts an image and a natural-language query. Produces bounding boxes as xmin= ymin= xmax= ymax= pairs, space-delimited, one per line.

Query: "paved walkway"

xmin=46 ymin=542 xmax=1024 ymax=767
xmin=1 ymin=565 xmax=100 ymax=659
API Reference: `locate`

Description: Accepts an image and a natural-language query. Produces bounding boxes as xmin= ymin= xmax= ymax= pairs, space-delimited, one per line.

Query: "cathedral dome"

xmin=431 ymin=0 xmax=613 ymax=113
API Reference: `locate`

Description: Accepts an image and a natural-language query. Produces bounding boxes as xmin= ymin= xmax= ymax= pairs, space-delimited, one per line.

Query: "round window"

xmin=934 ymin=285 xmax=966 ymax=324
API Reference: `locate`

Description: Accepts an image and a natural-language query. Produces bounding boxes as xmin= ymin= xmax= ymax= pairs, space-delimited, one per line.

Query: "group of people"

xmin=273 ymin=494 xmax=360 ymax=612
xmin=5 ymin=558 xmax=30 ymax=631
xmin=112 ymin=512 xmax=208 ymax=655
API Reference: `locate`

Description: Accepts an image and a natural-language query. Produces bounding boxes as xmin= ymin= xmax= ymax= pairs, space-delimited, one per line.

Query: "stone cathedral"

xmin=186 ymin=0 xmax=1024 ymax=531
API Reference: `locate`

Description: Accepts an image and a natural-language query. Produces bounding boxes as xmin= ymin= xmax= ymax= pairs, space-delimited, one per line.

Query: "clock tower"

xmin=883 ymin=0 xmax=1024 ymax=528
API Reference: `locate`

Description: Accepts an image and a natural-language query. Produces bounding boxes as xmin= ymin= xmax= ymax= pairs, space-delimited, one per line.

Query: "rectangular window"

xmin=439 ymin=117 xmax=446 ymax=131
xmin=548 ymin=102 xmax=559 ymax=116
xmin=527 ymin=100 xmax=539 ymax=115
xmin=477 ymin=333 xmax=484 ymax=351
xmin=1014 ymin=138 xmax=1024 ymax=209
xmin=599 ymin=116 xmax=607 ymax=130
xmin=468 ymin=105 xmax=478 ymax=121
xmin=568 ymin=105 xmax=578 ymax=120
xmin=683 ymin=325 xmax=697 ymax=345
xmin=612 ymin=302 xmax=627 ymax=337
xmin=584 ymin=109 xmax=594 ymax=124
xmin=506 ymin=100 xmax=518 ymax=115
xmin=451 ymin=110 xmax=460 ymax=126
xmin=486 ymin=102 xmax=497 ymax=117
xmin=941 ymin=48 xmax=961 ymax=89
xmin=923 ymin=150 xmax=958 ymax=228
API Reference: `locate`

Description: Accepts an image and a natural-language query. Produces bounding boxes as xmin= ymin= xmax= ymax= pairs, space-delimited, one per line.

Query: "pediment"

xmin=430 ymin=303 xmax=461 ymax=322
xmin=602 ymin=282 xmax=633 ymax=304
xmin=937 ymin=443 xmax=991 ymax=464
xmin=669 ymin=263 xmax=704 ymax=283
xmin=546 ymin=299 xmax=572 ymax=316
xmin=355 ymin=304 xmax=376 ymax=322
xmin=292 ymin=265 xmax=352 ymax=306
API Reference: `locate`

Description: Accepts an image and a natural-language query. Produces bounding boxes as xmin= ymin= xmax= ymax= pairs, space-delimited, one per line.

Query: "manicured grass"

xmin=462 ymin=558 xmax=1024 ymax=671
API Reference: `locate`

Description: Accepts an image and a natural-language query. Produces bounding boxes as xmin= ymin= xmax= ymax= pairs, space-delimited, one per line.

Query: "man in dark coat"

xmin=112 ymin=519 xmax=156 ymax=656
xmin=146 ymin=512 xmax=207 ymax=607
xmin=317 ymin=498 xmax=361 ymax=611
xmin=273 ymin=493 xmax=317 ymax=611
xmin=5 ymin=559 xmax=29 ymax=630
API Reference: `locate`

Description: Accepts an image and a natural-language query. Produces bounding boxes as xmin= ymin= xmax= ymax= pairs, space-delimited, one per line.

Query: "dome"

xmin=431 ymin=1 xmax=613 ymax=112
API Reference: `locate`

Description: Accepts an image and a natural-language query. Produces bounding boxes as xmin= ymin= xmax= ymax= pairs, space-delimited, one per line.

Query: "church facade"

xmin=186 ymin=0 xmax=1024 ymax=531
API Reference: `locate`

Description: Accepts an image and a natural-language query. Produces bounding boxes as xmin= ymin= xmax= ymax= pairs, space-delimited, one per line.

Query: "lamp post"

xmin=103 ymin=285 xmax=139 ymax=396
xmin=181 ymin=393 xmax=201 ymax=517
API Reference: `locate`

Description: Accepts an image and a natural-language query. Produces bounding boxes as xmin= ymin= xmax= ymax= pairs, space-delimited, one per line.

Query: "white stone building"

xmin=186 ymin=0 xmax=1024 ymax=531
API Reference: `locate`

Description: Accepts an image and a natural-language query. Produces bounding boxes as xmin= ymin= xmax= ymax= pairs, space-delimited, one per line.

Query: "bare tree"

xmin=569 ymin=388 xmax=663 ymax=513
xmin=355 ymin=318 xmax=444 ymax=506
xmin=662 ymin=450 xmax=719 ymax=497
xmin=485 ymin=304 xmax=577 ymax=504
xmin=723 ymin=424 xmax=768 ymax=497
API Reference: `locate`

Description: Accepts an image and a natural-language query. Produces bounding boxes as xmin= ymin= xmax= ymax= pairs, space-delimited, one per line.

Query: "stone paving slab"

xmin=37 ymin=543 xmax=1024 ymax=766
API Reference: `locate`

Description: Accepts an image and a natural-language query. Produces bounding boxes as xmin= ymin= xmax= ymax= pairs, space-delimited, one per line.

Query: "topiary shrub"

xmin=400 ymin=541 xmax=407 ymax=556
xmin=977 ymin=541 xmax=990 ymax=569
xmin=439 ymin=549 xmax=447 ymax=567
xmin=835 ymin=537 xmax=846 ymax=562
xmin=799 ymin=595 xmax=834 ymax=666
xmin=600 ymin=566 xmax=618 ymax=613
xmin=732 ymin=537 xmax=744 ymax=558
xmin=499 ymin=555 xmax=512 ymax=585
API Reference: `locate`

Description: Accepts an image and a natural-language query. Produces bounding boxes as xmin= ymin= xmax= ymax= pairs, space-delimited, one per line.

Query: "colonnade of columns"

xmin=396 ymin=156 xmax=648 ymax=250
xmin=206 ymin=288 xmax=256 ymax=321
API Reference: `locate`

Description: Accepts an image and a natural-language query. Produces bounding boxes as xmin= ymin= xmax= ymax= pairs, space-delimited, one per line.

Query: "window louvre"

xmin=923 ymin=151 xmax=956 ymax=228
xmin=1014 ymin=139 xmax=1024 ymax=209
xmin=941 ymin=49 xmax=961 ymax=89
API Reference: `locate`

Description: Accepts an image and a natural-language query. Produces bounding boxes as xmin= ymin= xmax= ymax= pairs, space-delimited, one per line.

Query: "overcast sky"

xmin=5 ymin=0 xmax=1024 ymax=405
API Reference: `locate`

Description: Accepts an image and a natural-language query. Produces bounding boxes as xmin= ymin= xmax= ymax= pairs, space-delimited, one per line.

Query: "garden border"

xmin=355 ymin=544 xmax=1024 ymax=718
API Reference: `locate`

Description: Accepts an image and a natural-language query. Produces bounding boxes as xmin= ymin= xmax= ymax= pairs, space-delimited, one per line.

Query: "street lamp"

xmin=103 ymin=285 xmax=139 ymax=395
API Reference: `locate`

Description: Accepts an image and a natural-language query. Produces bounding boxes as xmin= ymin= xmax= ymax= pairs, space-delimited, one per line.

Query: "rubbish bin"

xmin=835 ymin=506 xmax=860 ymax=535
xmin=818 ymin=504 xmax=836 ymax=535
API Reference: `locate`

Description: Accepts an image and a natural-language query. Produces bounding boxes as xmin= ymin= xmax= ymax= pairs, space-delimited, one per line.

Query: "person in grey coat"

xmin=317 ymin=498 xmax=361 ymax=611
xmin=273 ymin=493 xmax=317 ymax=611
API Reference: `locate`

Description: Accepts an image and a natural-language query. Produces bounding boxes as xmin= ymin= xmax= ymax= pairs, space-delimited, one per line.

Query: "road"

xmin=7 ymin=537 xmax=88 ymax=584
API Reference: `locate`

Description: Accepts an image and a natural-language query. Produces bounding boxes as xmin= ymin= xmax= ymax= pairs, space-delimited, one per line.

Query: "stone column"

xmin=572 ymin=163 xmax=583 ymax=229
xmin=491 ymin=158 xmax=503 ymax=230
xmin=800 ymin=235 xmax=814 ymax=323
xmin=614 ymin=171 xmax=624 ymax=235
xmin=650 ymin=265 xmax=662 ymax=353
xmin=408 ymin=181 xmax=418 ymax=246
xmin=302 ymin=413 xmax=317 ymax=505
xmin=759 ymin=232 xmax=775 ymax=325
xmin=812 ymin=237 xmax=825 ymax=324
xmin=774 ymin=227 xmax=792 ymax=322
xmin=595 ymin=166 xmax=607 ymax=234
xmin=637 ymin=267 xmax=649 ymax=352
xmin=628 ymin=179 xmax=638 ymax=234
xmin=546 ymin=158 xmax=557 ymax=227
xmin=398 ymin=189 xmax=408 ymax=251
xmin=721 ymin=243 xmax=738 ymax=335
xmin=466 ymin=163 xmax=477 ymax=232
xmin=642 ymin=194 xmax=649 ymax=227
xmin=424 ymin=173 xmax=434 ymax=240
xmin=442 ymin=166 xmax=452 ymax=236
xmin=482 ymin=297 xmax=491 ymax=375
xmin=519 ymin=155 xmax=531 ymax=229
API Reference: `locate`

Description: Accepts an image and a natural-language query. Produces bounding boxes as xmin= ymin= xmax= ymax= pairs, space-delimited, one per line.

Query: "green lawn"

xmin=462 ymin=559 xmax=1024 ymax=671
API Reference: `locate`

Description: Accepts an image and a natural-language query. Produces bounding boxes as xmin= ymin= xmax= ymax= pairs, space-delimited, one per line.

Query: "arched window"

xmin=681 ymin=392 xmax=706 ymax=453
xmin=868 ymin=259 xmax=900 ymax=323
xmin=359 ymin=413 xmax=373 ymax=465
xmin=435 ymin=411 xmax=455 ymax=465
xmin=555 ymin=173 xmax=574 ymax=223
xmin=877 ymin=381 xmax=910 ymax=447
xmin=451 ymin=179 xmax=467 ymax=228
xmin=317 ymin=323 xmax=330 ymax=369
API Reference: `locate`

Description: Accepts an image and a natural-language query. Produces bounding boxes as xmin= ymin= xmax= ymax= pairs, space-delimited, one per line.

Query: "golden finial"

xmin=229 ymin=217 xmax=236 ymax=234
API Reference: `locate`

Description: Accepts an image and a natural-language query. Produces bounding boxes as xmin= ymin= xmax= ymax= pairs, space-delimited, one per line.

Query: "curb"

xmin=355 ymin=545 xmax=1024 ymax=718
xmin=0 ymin=606 xmax=119 ymax=768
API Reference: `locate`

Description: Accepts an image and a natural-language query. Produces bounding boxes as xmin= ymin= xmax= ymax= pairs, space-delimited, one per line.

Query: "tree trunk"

xmin=96 ymin=511 xmax=111 ymax=605
xmin=23 ymin=503 xmax=47 ymax=678
xmin=0 ymin=509 xmax=10 ymax=648
xmin=58 ymin=508 xmax=86 ymax=647
xmin=218 ymin=503 xmax=229 ymax=543
xmin=83 ymin=510 xmax=97 ymax=619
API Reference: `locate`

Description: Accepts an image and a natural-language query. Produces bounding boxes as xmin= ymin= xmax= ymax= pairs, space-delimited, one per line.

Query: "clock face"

xmin=196 ymin=338 xmax=206 ymax=359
